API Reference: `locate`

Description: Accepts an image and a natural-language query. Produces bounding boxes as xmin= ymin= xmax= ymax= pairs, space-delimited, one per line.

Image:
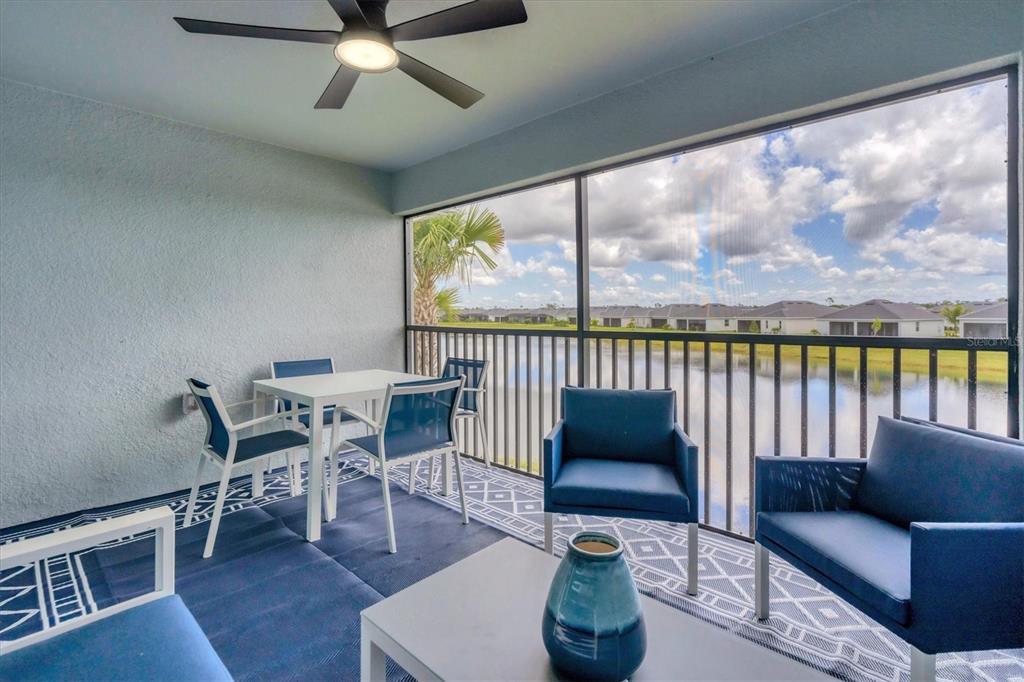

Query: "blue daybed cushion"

xmin=856 ymin=417 xmax=1024 ymax=528
xmin=0 ymin=595 xmax=232 ymax=681
xmin=562 ymin=387 xmax=676 ymax=465
xmin=757 ymin=511 xmax=911 ymax=625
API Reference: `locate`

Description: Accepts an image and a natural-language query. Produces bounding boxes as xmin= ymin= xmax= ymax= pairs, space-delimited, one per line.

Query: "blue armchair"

xmin=754 ymin=416 xmax=1023 ymax=681
xmin=543 ymin=387 xmax=700 ymax=595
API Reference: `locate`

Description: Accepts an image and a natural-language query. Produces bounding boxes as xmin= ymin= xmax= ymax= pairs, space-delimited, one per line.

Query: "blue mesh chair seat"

xmin=753 ymin=416 xmax=1024 ymax=681
xmin=543 ymin=387 xmax=700 ymax=596
xmin=341 ymin=375 xmax=469 ymax=553
xmin=441 ymin=356 xmax=491 ymax=466
xmin=185 ymin=378 xmax=310 ymax=558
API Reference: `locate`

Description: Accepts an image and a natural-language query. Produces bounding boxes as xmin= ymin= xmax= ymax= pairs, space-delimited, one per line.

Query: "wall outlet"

xmin=182 ymin=392 xmax=199 ymax=415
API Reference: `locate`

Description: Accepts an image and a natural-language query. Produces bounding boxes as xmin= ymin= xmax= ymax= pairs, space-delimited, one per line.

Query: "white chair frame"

xmin=185 ymin=379 xmax=306 ymax=558
xmin=341 ymin=376 xmax=469 ymax=554
xmin=0 ymin=507 xmax=175 ymax=655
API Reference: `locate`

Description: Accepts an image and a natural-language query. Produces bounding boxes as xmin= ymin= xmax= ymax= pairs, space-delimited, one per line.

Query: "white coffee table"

xmin=360 ymin=537 xmax=828 ymax=681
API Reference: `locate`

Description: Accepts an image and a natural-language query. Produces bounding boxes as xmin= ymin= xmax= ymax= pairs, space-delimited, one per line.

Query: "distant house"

xmin=959 ymin=302 xmax=1008 ymax=339
xmin=736 ymin=300 xmax=833 ymax=335
xmin=504 ymin=308 xmax=555 ymax=324
xmin=819 ymin=299 xmax=943 ymax=337
xmin=661 ymin=303 xmax=754 ymax=332
xmin=458 ymin=307 xmax=495 ymax=322
xmin=593 ymin=306 xmax=652 ymax=327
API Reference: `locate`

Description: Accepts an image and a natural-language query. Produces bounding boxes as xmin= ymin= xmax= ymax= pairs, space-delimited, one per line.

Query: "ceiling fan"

xmin=174 ymin=0 xmax=527 ymax=110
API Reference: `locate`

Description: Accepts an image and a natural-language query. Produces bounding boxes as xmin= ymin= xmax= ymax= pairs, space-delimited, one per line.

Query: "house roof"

xmin=658 ymin=303 xmax=756 ymax=318
xmin=960 ymin=302 xmax=1008 ymax=321
xmin=736 ymin=300 xmax=835 ymax=319
xmin=819 ymin=299 xmax=942 ymax=321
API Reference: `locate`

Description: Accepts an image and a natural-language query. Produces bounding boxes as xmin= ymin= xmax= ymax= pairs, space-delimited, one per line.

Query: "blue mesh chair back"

xmin=188 ymin=379 xmax=230 ymax=456
xmin=441 ymin=357 xmax=487 ymax=412
xmin=381 ymin=377 xmax=464 ymax=461
xmin=271 ymin=358 xmax=333 ymax=412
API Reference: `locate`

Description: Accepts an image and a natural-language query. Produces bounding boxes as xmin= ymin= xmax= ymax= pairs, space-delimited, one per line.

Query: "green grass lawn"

xmin=427 ymin=322 xmax=1008 ymax=384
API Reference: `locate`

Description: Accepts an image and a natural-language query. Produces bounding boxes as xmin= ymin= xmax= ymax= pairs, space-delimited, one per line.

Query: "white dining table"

xmin=252 ymin=368 xmax=430 ymax=542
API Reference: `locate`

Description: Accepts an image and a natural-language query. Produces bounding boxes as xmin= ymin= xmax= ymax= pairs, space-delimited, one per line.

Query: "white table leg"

xmin=360 ymin=617 xmax=386 ymax=682
xmin=251 ymin=387 xmax=265 ymax=498
xmin=368 ymin=399 xmax=378 ymax=476
xmin=306 ymin=397 xmax=324 ymax=542
xmin=327 ymin=407 xmax=343 ymax=521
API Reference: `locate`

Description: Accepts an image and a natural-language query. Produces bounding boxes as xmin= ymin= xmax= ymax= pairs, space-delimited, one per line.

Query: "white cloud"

xmin=650 ymin=273 xmax=667 ymax=282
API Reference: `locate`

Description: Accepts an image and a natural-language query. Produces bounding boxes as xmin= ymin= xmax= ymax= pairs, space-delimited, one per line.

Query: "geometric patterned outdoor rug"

xmin=2 ymin=451 xmax=1021 ymax=682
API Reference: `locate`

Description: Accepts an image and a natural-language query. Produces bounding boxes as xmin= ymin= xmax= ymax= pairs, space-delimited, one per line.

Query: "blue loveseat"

xmin=543 ymin=387 xmax=700 ymax=595
xmin=754 ymin=416 xmax=1023 ymax=681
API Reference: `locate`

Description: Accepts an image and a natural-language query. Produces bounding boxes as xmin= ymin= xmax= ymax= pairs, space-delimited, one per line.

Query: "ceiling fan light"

xmin=334 ymin=33 xmax=398 ymax=73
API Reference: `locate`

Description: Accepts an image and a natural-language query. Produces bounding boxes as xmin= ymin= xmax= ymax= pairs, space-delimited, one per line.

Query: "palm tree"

xmin=412 ymin=206 xmax=505 ymax=326
xmin=412 ymin=207 xmax=504 ymax=373
xmin=941 ymin=303 xmax=967 ymax=336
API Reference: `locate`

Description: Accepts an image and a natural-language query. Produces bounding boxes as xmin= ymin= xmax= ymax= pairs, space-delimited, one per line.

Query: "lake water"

xmin=426 ymin=334 xmax=1011 ymax=536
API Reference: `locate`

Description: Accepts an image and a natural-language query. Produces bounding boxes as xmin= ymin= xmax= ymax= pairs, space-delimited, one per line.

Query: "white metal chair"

xmin=185 ymin=378 xmax=310 ymax=558
xmin=341 ymin=375 xmax=469 ymax=553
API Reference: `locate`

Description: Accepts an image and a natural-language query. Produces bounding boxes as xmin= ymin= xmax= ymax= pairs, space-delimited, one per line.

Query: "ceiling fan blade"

xmin=315 ymin=65 xmax=361 ymax=109
xmin=389 ymin=0 xmax=527 ymax=42
xmin=174 ymin=17 xmax=340 ymax=45
xmin=325 ymin=0 xmax=368 ymax=29
xmin=396 ymin=51 xmax=483 ymax=109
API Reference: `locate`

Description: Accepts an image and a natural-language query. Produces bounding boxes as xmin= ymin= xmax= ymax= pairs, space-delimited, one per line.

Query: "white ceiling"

xmin=0 ymin=0 xmax=847 ymax=171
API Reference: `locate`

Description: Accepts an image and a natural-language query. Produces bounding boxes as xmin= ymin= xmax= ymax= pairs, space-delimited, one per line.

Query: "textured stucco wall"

xmin=0 ymin=80 xmax=403 ymax=527
xmin=392 ymin=0 xmax=1024 ymax=213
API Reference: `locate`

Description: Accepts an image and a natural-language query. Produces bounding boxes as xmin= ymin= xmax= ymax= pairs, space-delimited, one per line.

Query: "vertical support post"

xmin=574 ymin=175 xmax=590 ymax=387
xmin=828 ymin=346 xmax=837 ymax=457
xmin=754 ymin=542 xmax=769 ymax=620
xmin=859 ymin=347 xmax=868 ymax=458
xmin=893 ymin=347 xmax=902 ymax=420
xmin=800 ymin=345 xmax=808 ymax=457
xmin=967 ymin=349 xmax=978 ymax=430
xmin=703 ymin=343 xmax=711 ymax=524
xmin=1006 ymin=68 xmax=1020 ymax=439
xmin=773 ymin=345 xmax=781 ymax=456
xmin=928 ymin=349 xmax=938 ymax=422
xmin=748 ymin=342 xmax=756 ymax=533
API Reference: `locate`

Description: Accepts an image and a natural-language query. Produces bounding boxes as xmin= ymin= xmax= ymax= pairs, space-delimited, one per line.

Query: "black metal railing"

xmin=407 ymin=324 xmax=1014 ymax=538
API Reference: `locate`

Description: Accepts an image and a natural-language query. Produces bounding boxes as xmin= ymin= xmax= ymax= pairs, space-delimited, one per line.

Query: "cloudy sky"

xmin=429 ymin=78 xmax=1008 ymax=309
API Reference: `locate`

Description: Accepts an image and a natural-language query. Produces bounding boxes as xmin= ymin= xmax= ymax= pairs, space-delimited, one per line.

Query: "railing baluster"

xmin=551 ymin=336 xmax=558 ymax=424
xmin=725 ymin=342 xmax=733 ymax=532
xmin=928 ymin=349 xmax=938 ymax=422
xmin=503 ymin=334 xmax=510 ymax=468
xmin=800 ymin=345 xmax=808 ymax=457
xmin=514 ymin=335 xmax=521 ymax=471
xmin=472 ymin=334 xmax=479 ymax=458
xmin=526 ymin=336 xmax=533 ymax=474
xmin=645 ymin=340 xmax=652 ymax=389
xmin=703 ymin=342 xmax=711 ymax=524
xmin=859 ymin=347 xmax=868 ymax=458
xmin=967 ymin=350 xmax=977 ymax=429
xmin=892 ymin=347 xmax=902 ymax=419
xmin=748 ymin=342 xmax=756 ymax=533
xmin=628 ymin=338 xmax=635 ymax=389
xmin=683 ymin=341 xmax=690 ymax=432
xmin=664 ymin=340 xmax=671 ymax=389
xmin=611 ymin=339 xmax=619 ymax=388
xmin=828 ymin=347 xmax=836 ymax=457
xmin=563 ymin=337 xmax=570 ymax=387
xmin=773 ymin=345 xmax=781 ymax=456
xmin=595 ymin=338 xmax=603 ymax=388
xmin=538 ymin=336 xmax=545 ymax=455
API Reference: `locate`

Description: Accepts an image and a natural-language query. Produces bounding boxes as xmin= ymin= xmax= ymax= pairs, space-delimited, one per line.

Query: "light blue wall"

xmin=392 ymin=0 xmax=1024 ymax=214
xmin=0 ymin=80 xmax=403 ymax=527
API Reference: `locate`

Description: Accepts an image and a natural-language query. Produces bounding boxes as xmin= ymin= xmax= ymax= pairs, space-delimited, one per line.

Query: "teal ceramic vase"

xmin=542 ymin=531 xmax=646 ymax=681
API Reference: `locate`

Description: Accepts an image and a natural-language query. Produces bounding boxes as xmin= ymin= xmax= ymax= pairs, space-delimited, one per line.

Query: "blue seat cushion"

xmin=550 ymin=458 xmax=689 ymax=515
xmin=235 ymin=429 xmax=309 ymax=462
xmin=298 ymin=407 xmax=356 ymax=428
xmin=346 ymin=432 xmax=450 ymax=461
xmin=758 ymin=511 xmax=911 ymax=625
xmin=857 ymin=417 xmax=1024 ymax=527
xmin=0 ymin=595 xmax=231 ymax=681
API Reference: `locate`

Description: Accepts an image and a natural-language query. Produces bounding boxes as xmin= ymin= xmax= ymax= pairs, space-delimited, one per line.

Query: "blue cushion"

xmin=562 ymin=388 xmax=676 ymax=465
xmin=298 ymin=407 xmax=356 ymax=428
xmin=0 ymin=595 xmax=231 ymax=681
xmin=758 ymin=511 xmax=910 ymax=625
xmin=550 ymin=458 xmax=689 ymax=515
xmin=857 ymin=417 xmax=1024 ymax=527
xmin=346 ymin=432 xmax=450 ymax=461
xmin=235 ymin=429 xmax=309 ymax=462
